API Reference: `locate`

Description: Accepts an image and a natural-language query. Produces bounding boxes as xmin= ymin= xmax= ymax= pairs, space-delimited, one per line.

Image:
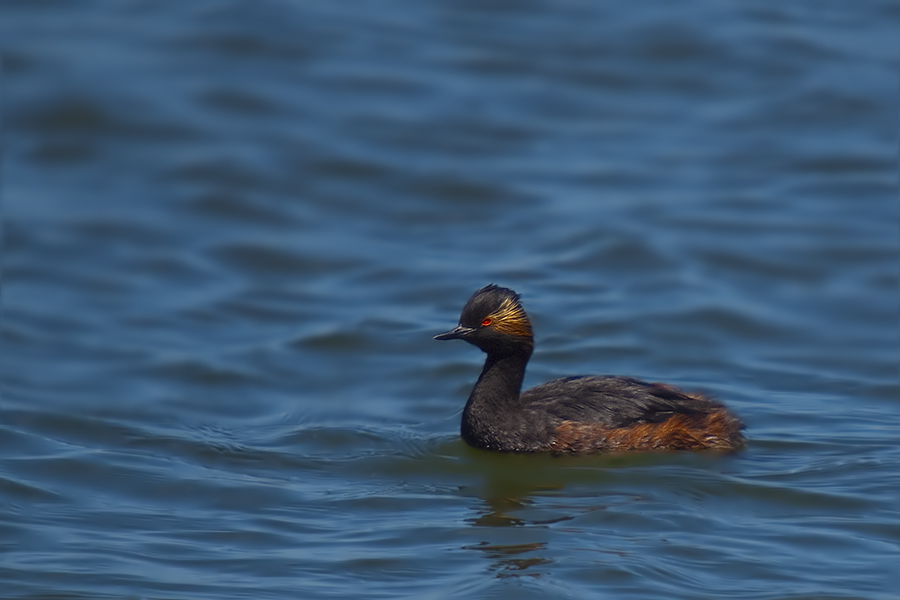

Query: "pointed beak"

xmin=434 ymin=325 xmax=476 ymax=341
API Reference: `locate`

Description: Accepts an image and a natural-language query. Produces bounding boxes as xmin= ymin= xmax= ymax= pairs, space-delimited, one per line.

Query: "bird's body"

xmin=435 ymin=285 xmax=745 ymax=453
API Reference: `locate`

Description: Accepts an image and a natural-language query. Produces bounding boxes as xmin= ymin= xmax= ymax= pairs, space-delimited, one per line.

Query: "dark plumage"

xmin=435 ymin=285 xmax=745 ymax=453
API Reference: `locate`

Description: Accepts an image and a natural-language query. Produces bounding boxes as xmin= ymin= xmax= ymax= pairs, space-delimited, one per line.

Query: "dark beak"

xmin=434 ymin=325 xmax=475 ymax=341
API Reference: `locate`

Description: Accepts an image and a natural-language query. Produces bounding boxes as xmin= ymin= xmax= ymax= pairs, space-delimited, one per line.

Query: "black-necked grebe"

xmin=435 ymin=285 xmax=745 ymax=453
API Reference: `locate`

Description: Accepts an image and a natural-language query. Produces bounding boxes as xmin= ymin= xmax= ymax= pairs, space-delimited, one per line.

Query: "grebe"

xmin=435 ymin=285 xmax=745 ymax=453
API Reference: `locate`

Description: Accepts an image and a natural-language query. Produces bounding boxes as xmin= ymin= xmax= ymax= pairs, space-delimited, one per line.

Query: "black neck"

xmin=461 ymin=349 xmax=532 ymax=449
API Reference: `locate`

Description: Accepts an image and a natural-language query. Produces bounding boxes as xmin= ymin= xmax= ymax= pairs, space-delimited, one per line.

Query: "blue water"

xmin=2 ymin=2 xmax=898 ymax=599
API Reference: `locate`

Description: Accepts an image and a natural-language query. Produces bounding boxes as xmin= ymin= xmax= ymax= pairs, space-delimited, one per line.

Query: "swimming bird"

xmin=435 ymin=285 xmax=745 ymax=453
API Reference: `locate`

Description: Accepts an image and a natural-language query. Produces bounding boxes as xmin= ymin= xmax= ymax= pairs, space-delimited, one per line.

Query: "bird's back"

xmin=520 ymin=376 xmax=745 ymax=452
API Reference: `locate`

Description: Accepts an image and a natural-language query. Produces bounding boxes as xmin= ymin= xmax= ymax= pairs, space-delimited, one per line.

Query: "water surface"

xmin=1 ymin=2 xmax=898 ymax=599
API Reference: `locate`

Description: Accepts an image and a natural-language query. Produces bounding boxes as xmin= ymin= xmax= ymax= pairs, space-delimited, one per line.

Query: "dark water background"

xmin=2 ymin=2 xmax=898 ymax=599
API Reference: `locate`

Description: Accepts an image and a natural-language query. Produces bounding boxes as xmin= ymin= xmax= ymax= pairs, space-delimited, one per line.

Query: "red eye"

xmin=481 ymin=318 xmax=492 ymax=327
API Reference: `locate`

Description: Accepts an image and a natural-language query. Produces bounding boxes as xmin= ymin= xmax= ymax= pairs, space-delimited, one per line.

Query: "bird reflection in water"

xmin=462 ymin=483 xmax=572 ymax=578
xmin=460 ymin=467 xmax=633 ymax=579
xmin=462 ymin=541 xmax=552 ymax=579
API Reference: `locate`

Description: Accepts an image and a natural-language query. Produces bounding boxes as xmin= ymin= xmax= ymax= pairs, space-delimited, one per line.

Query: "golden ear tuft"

xmin=487 ymin=297 xmax=533 ymax=338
